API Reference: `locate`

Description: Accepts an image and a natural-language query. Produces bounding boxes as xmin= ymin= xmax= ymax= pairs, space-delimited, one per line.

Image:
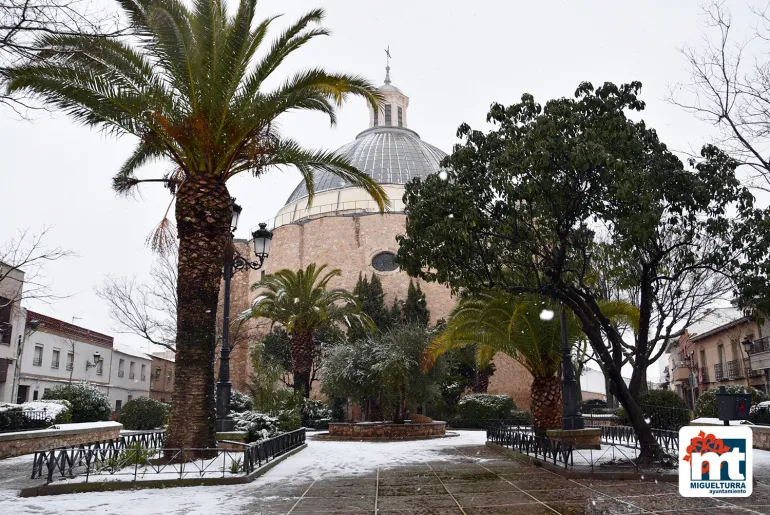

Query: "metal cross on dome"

xmin=384 ymin=46 xmax=392 ymax=84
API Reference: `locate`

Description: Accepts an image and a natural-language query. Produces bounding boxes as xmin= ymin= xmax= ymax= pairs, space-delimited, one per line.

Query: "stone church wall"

xmin=223 ymin=212 xmax=534 ymax=410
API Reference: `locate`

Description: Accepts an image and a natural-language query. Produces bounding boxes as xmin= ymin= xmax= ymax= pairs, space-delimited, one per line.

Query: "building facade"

xmin=15 ymin=310 xmax=113 ymax=403
xmin=226 ymin=66 xmax=534 ymax=410
xmin=106 ymin=345 xmax=151 ymax=411
xmin=148 ymin=350 xmax=175 ymax=403
xmin=666 ymin=308 xmax=770 ymax=408
xmin=0 ymin=262 xmax=24 ymax=403
xmin=13 ymin=311 xmax=150 ymax=408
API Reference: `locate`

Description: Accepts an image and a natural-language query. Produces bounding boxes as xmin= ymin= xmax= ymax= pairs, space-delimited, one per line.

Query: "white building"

xmin=105 ymin=344 xmax=151 ymax=411
xmin=14 ymin=311 xmax=150 ymax=409
xmin=0 ymin=262 xmax=24 ymax=403
xmin=14 ymin=310 xmax=113 ymax=403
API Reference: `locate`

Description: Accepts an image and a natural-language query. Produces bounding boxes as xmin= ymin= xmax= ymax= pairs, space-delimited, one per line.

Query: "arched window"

xmin=372 ymin=251 xmax=398 ymax=272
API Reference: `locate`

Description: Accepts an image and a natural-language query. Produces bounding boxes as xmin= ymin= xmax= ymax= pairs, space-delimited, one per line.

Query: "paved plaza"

xmin=2 ymin=431 xmax=770 ymax=514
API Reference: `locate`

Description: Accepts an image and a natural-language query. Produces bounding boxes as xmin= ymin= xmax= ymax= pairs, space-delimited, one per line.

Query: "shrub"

xmin=43 ymin=382 xmax=111 ymax=423
xmin=301 ymin=398 xmax=330 ymax=425
xmin=509 ymin=410 xmax=534 ymax=426
xmin=277 ymin=410 xmax=301 ymax=432
xmin=615 ymin=390 xmax=690 ymax=430
xmin=230 ymin=390 xmax=253 ymax=413
xmin=750 ymin=404 xmax=770 ymax=425
xmin=0 ymin=400 xmax=73 ymax=431
xmin=694 ymin=386 xmax=770 ymax=419
xmin=457 ymin=394 xmax=516 ymax=422
xmin=116 ymin=397 xmax=169 ymax=430
xmin=231 ymin=410 xmax=280 ymax=443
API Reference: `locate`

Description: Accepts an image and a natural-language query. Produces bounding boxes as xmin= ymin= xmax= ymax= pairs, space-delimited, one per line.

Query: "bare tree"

xmin=95 ymin=244 xmax=177 ymax=351
xmin=0 ymin=226 xmax=73 ymax=309
xmin=672 ymin=1 xmax=770 ymax=192
xmin=0 ymin=0 xmax=125 ymax=115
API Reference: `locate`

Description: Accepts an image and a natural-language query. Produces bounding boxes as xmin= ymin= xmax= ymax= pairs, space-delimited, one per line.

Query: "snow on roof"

xmin=687 ymin=306 xmax=748 ymax=341
xmin=113 ymin=344 xmax=152 ymax=361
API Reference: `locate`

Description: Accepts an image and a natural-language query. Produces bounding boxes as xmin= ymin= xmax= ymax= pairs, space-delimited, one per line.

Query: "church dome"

xmin=283 ymin=63 xmax=446 ymax=206
xmin=285 ymin=126 xmax=446 ymax=204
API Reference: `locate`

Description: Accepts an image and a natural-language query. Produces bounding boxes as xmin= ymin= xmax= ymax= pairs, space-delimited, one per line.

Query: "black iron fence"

xmin=31 ymin=428 xmax=305 ymax=484
xmin=0 ymin=409 xmax=53 ymax=434
xmin=243 ymin=428 xmax=305 ymax=473
xmin=487 ymin=426 xmax=574 ymax=468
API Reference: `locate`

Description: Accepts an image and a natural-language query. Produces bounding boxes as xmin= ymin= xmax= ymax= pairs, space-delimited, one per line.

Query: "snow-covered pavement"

xmin=0 ymin=431 xmax=488 ymax=515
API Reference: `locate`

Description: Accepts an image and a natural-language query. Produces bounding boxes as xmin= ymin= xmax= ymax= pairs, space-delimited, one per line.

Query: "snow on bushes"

xmin=457 ymin=393 xmax=516 ymax=421
xmin=43 ymin=381 xmax=111 ymax=423
xmin=231 ymin=409 xmax=301 ymax=443
xmin=694 ymin=385 xmax=770 ymax=420
xmin=229 ymin=390 xmax=253 ymax=413
xmin=117 ymin=397 xmax=169 ymax=429
xmin=0 ymin=399 xmax=73 ymax=429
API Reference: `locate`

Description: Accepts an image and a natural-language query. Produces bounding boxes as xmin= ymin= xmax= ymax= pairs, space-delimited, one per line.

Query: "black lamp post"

xmin=559 ymin=306 xmax=585 ymax=430
xmin=540 ymin=306 xmax=584 ymax=430
xmin=216 ymin=199 xmax=272 ymax=432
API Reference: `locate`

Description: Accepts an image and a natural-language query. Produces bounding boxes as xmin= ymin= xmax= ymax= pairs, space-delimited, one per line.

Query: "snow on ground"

xmin=0 ymin=431 xmax=487 ymax=515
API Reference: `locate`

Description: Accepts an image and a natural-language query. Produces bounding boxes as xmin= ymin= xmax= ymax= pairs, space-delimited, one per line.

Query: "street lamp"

xmin=85 ymin=351 xmax=103 ymax=370
xmin=540 ymin=305 xmax=584 ymax=430
xmin=216 ymin=199 xmax=272 ymax=432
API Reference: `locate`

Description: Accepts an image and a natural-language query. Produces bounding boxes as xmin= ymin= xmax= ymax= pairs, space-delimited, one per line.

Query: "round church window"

xmin=372 ymin=252 xmax=398 ymax=272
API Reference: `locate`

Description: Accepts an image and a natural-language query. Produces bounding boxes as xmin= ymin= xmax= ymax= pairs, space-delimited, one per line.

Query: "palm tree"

xmin=424 ymin=291 xmax=638 ymax=431
xmin=7 ymin=0 xmax=388 ymax=451
xmin=240 ymin=263 xmax=374 ymax=397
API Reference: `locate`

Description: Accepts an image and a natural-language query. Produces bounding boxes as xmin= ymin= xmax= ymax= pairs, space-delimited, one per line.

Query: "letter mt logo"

xmin=679 ymin=426 xmax=752 ymax=497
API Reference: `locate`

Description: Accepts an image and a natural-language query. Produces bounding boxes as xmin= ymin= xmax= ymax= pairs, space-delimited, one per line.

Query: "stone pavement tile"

xmin=462 ymin=503 xmax=558 ymax=515
xmin=443 ymin=480 xmax=523 ymax=494
xmin=315 ymin=477 xmax=377 ymax=488
xmin=728 ymin=488 xmax=770 ymax=506
xmin=250 ymin=497 xmax=300 ymax=515
xmin=379 ymin=467 xmax=433 ymax=477
xmin=433 ymin=471 xmax=500 ymax=482
xmin=453 ymin=490 xmax=537 ymax=507
xmin=729 ymin=506 xmax=770 ymax=514
xmin=523 ymin=488 xmax=608 ymax=502
xmin=617 ymin=492 xmax=726 ymax=511
xmin=498 ymin=472 xmax=563 ymax=481
xmin=305 ymin=484 xmax=376 ymax=497
xmin=582 ymin=481 xmax=678 ymax=497
xmin=377 ymin=508 xmax=462 ymax=515
xmin=251 ymin=483 xmax=313 ymax=498
xmin=290 ymin=495 xmax=375 ymax=513
xmin=645 ymin=508 xmax=761 ymax=514
xmin=545 ymin=498 xmax=645 ymax=514
xmin=376 ymin=494 xmax=460 ymax=511
xmin=377 ymin=484 xmax=447 ymax=496
xmin=506 ymin=477 xmax=577 ymax=490
xmin=378 ymin=475 xmax=442 ymax=487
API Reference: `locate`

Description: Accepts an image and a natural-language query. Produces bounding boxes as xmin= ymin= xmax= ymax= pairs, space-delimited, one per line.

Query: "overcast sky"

xmin=0 ymin=0 xmax=756 ymax=377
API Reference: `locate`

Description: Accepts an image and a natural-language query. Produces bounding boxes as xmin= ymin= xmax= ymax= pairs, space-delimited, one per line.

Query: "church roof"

xmin=285 ymin=126 xmax=447 ymax=204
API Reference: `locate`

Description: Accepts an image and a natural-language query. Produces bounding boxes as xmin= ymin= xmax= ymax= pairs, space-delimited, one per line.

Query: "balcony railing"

xmin=118 ymin=370 xmax=124 ymax=378
xmin=141 ymin=374 xmax=146 ymax=382
xmin=96 ymin=367 xmax=103 ymax=376
xmin=744 ymin=358 xmax=763 ymax=378
xmin=747 ymin=336 xmax=770 ymax=355
xmin=727 ymin=359 xmax=745 ymax=380
xmin=129 ymin=373 xmax=135 ymax=379
xmin=50 ymin=361 xmax=59 ymax=369
xmin=259 ymin=199 xmax=407 ymax=231
xmin=65 ymin=362 xmax=73 ymax=371
xmin=33 ymin=357 xmax=42 ymax=366
xmin=699 ymin=367 xmax=710 ymax=384
xmin=714 ymin=362 xmax=725 ymax=381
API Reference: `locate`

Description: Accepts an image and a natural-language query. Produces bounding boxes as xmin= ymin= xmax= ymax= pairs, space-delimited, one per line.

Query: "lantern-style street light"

xmin=86 ymin=351 xmax=103 ymax=370
xmin=216 ymin=199 xmax=272 ymax=432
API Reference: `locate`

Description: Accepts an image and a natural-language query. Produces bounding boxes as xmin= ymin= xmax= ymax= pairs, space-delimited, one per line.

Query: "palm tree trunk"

xmin=531 ymin=376 xmax=563 ymax=434
xmin=291 ymin=332 xmax=314 ymax=398
xmin=165 ymin=175 xmax=231 ymax=457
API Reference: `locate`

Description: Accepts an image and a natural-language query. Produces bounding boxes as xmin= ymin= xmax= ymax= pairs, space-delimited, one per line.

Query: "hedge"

xmin=116 ymin=397 xmax=169 ymax=430
xmin=694 ymin=386 xmax=770 ymax=419
xmin=42 ymin=382 xmax=111 ymax=423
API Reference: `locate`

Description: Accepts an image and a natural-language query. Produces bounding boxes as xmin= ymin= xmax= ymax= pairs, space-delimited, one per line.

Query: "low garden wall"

xmin=0 ymin=422 xmax=122 ymax=459
xmin=328 ymin=421 xmax=446 ymax=440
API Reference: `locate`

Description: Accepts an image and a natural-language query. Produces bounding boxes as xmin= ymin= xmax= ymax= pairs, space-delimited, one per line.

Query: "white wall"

xmin=106 ymin=348 xmax=151 ymax=411
xmin=17 ymin=330 xmax=110 ymax=403
xmin=0 ymin=267 xmax=24 ymax=403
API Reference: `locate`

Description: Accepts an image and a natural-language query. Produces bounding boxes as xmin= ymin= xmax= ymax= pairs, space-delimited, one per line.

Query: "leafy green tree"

xmin=240 ymin=264 xmax=373 ymax=397
xmin=322 ymin=324 xmax=439 ymax=422
xmin=7 ymin=0 xmax=388 ymax=452
xmin=348 ymin=273 xmax=400 ymax=339
xmin=397 ymin=82 xmax=745 ymax=459
xmin=402 ymin=281 xmax=430 ymax=326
